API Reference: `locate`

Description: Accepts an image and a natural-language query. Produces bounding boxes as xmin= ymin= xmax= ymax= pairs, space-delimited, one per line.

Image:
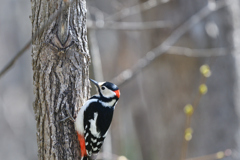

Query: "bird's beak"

xmin=89 ymin=79 xmax=100 ymax=89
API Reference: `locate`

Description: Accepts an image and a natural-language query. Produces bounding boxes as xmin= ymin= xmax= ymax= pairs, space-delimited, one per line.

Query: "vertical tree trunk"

xmin=230 ymin=0 xmax=240 ymax=157
xmin=31 ymin=0 xmax=90 ymax=159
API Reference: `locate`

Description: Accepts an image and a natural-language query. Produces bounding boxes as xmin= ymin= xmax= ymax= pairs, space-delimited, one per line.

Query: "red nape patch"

xmin=114 ymin=90 xmax=120 ymax=98
xmin=77 ymin=132 xmax=87 ymax=157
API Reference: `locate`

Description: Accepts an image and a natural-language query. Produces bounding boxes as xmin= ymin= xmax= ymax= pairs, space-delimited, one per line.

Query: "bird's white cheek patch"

xmin=89 ymin=112 xmax=100 ymax=138
xmin=102 ymin=90 xmax=116 ymax=98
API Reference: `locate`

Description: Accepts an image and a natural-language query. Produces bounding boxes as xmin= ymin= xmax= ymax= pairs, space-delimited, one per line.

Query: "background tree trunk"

xmin=230 ymin=0 xmax=240 ymax=156
xmin=31 ymin=0 xmax=90 ymax=159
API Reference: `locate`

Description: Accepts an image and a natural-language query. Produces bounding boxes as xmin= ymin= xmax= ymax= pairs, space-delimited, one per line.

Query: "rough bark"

xmin=31 ymin=0 xmax=90 ymax=159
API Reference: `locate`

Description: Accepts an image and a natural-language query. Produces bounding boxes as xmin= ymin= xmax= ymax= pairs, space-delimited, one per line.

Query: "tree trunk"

xmin=229 ymin=0 xmax=240 ymax=157
xmin=31 ymin=0 xmax=90 ymax=159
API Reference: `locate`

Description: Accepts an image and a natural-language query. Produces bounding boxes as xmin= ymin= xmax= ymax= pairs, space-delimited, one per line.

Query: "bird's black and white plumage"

xmin=74 ymin=79 xmax=120 ymax=160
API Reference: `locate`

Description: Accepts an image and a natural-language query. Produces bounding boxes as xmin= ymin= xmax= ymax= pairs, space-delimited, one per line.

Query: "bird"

xmin=62 ymin=79 xmax=120 ymax=160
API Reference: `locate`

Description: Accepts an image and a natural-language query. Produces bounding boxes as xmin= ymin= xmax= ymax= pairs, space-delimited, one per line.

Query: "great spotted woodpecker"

xmin=65 ymin=79 xmax=120 ymax=160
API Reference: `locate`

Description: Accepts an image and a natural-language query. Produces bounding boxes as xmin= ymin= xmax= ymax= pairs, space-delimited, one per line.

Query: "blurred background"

xmin=0 ymin=0 xmax=240 ymax=160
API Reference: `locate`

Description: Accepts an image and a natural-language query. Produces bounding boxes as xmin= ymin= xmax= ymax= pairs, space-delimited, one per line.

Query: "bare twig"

xmin=180 ymin=67 xmax=209 ymax=160
xmin=186 ymin=149 xmax=232 ymax=160
xmin=105 ymin=0 xmax=168 ymax=21
xmin=87 ymin=20 xmax=172 ymax=30
xmin=110 ymin=0 xmax=125 ymax=11
xmin=88 ymin=4 xmax=172 ymax=30
xmin=0 ymin=41 xmax=31 ymax=78
xmin=111 ymin=0 xmax=229 ymax=87
xmin=0 ymin=0 xmax=74 ymax=79
xmin=88 ymin=6 xmax=109 ymax=18
xmin=167 ymin=46 xmax=228 ymax=57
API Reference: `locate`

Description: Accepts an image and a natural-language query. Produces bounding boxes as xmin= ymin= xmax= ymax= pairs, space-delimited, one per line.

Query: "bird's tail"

xmin=81 ymin=156 xmax=89 ymax=160
xmin=81 ymin=156 xmax=93 ymax=160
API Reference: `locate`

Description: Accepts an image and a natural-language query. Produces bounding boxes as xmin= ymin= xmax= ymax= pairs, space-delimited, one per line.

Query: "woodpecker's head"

xmin=90 ymin=79 xmax=120 ymax=99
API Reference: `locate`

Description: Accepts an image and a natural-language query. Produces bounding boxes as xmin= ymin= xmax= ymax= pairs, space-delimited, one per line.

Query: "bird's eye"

xmin=101 ymin=86 xmax=105 ymax=90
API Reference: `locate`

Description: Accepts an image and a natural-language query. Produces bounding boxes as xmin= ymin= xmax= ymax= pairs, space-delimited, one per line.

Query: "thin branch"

xmin=0 ymin=0 xmax=74 ymax=79
xmin=180 ymin=66 xmax=209 ymax=160
xmin=88 ymin=4 xmax=172 ymax=30
xmin=186 ymin=149 xmax=232 ymax=160
xmin=88 ymin=6 xmax=109 ymax=18
xmin=0 ymin=41 xmax=31 ymax=78
xmin=110 ymin=0 xmax=125 ymax=11
xmin=87 ymin=20 xmax=172 ymax=30
xmin=105 ymin=0 xmax=168 ymax=21
xmin=167 ymin=46 xmax=228 ymax=57
xmin=111 ymin=0 xmax=230 ymax=87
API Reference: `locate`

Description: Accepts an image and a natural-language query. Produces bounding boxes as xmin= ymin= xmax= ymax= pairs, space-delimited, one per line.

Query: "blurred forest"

xmin=0 ymin=0 xmax=240 ymax=160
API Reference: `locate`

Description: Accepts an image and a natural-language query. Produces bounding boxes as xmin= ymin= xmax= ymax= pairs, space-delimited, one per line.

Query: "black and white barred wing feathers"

xmin=83 ymin=101 xmax=114 ymax=156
